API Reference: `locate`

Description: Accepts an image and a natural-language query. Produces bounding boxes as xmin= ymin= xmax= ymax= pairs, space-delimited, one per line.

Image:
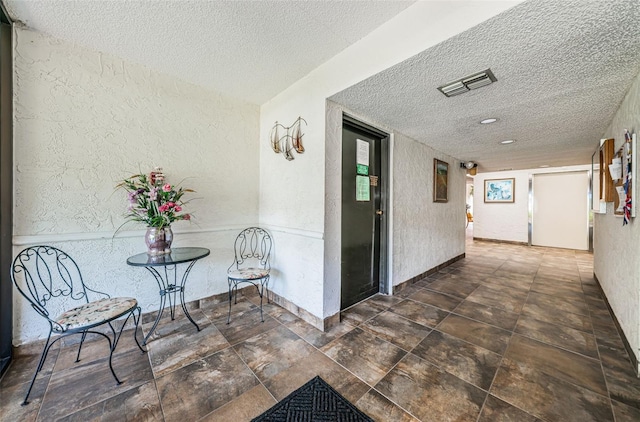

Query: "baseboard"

xmin=593 ymin=273 xmax=639 ymax=376
xmin=472 ymin=237 xmax=529 ymax=246
xmin=393 ymin=253 xmax=466 ymax=295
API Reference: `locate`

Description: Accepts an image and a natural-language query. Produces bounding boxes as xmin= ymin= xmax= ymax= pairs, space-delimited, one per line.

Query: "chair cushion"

xmin=55 ymin=297 xmax=138 ymax=332
xmin=228 ymin=268 xmax=269 ymax=280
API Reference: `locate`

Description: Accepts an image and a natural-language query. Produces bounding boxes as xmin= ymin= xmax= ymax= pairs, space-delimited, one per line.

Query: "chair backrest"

xmin=231 ymin=227 xmax=272 ymax=271
xmin=11 ymin=246 xmax=106 ymax=321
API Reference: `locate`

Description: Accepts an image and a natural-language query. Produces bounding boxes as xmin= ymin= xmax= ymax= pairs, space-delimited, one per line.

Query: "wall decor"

xmin=433 ymin=159 xmax=449 ymax=202
xmin=612 ymin=130 xmax=636 ymax=223
xmin=269 ymin=116 xmax=307 ymax=161
xmin=484 ymin=178 xmax=515 ymax=203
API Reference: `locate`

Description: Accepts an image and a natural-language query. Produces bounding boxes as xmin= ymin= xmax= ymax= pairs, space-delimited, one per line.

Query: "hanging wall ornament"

xmin=269 ymin=117 xmax=307 ymax=160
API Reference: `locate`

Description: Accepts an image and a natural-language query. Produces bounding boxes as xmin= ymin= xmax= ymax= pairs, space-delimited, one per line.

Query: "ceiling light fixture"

xmin=500 ymin=139 xmax=515 ymax=144
xmin=480 ymin=118 xmax=498 ymax=124
xmin=539 ymin=165 xmax=550 ymax=168
xmin=437 ymin=69 xmax=497 ymax=97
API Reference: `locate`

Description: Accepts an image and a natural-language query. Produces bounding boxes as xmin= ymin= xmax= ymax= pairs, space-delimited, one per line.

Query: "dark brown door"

xmin=341 ymin=118 xmax=385 ymax=310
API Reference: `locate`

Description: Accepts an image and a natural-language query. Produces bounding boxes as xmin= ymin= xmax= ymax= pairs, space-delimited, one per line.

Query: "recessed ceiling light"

xmin=480 ymin=118 xmax=498 ymax=124
xmin=500 ymin=139 xmax=515 ymax=144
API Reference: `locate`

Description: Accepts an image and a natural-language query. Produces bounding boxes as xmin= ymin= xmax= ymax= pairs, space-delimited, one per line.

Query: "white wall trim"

xmin=13 ymin=223 xmax=324 ymax=245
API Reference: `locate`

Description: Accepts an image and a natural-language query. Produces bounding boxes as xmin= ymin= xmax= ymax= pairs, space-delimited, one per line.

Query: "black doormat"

xmin=252 ymin=375 xmax=374 ymax=422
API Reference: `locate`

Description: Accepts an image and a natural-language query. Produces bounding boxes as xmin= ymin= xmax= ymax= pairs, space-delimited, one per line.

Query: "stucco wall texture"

xmin=594 ymin=68 xmax=640 ymax=369
xmin=13 ymin=28 xmax=260 ymax=343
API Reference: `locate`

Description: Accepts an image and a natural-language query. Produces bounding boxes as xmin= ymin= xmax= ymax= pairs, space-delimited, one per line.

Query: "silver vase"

xmin=145 ymin=226 xmax=173 ymax=256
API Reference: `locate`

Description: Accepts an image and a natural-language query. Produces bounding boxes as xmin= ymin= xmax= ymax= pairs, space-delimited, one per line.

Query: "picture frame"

xmin=433 ymin=159 xmax=448 ymax=203
xmin=484 ymin=178 xmax=515 ymax=203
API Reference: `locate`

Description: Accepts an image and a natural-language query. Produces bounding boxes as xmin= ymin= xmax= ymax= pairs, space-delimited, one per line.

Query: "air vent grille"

xmin=438 ymin=69 xmax=497 ymax=97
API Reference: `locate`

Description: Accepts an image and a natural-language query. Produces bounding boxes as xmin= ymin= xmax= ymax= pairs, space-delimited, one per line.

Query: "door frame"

xmin=0 ymin=6 xmax=13 ymax=378
xmin=342 ymin=114 xmax=391 ymax=297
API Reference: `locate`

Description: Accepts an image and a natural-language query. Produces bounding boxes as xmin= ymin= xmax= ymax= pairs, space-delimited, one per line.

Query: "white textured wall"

xmin=392 ymin=133 xmax=466 ymax=284
xmin=473 ymin=170 xmax=531 ymax=243
xmin=594 ymin=70 xmax=640 ymax=370
xmin=261 ymin=1 xmax=519 ymax=322
xmin=473 ymin=165 xmax=591 ymax=244
xmin=13 ymin=28 xmax=260 ymax=343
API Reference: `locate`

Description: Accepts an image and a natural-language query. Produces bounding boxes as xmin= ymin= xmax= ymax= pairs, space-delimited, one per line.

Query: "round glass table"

xmin=127 ymin=247 xmax=210 ymax=345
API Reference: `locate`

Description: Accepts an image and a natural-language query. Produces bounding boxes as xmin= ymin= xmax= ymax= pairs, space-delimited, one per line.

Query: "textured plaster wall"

xmin=473 ymin=165 xmax=590 ymax=244
xmin=13 ymin=28 xmax=260 ymax=343
xmin=594 ymin=69 xmax=640 ymax=369
xmin=261 ymin=2 xmax=518 ymax=322
xmin=392 ymin=133 xmax=466 ymax=284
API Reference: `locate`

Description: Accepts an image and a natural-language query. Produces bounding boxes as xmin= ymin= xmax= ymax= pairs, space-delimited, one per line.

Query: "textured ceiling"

xmin=330 ymin=0 xmax=640 ymax=172
xmin=5 ymin=0 xmax=640 ymax=173
xmin=4 ymin=0 xmax=415 ymax=105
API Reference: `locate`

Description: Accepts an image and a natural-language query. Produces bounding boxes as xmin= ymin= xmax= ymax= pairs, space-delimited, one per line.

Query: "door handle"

xmin=376 ymin=210 xmax=384 ymax=216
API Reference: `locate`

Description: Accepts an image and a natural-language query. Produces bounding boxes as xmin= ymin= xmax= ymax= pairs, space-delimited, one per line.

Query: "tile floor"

xmin=2 ymin=239 xmax=640 ymax=421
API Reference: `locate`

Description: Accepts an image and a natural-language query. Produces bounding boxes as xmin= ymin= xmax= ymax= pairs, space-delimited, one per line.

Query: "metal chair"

xmin=227 ymin=227 xmax=272 ymax=324
xmin=11 ymin=246 xmax=146 ymax=405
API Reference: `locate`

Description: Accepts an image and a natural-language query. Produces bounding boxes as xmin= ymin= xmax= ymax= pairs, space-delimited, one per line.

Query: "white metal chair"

xmin=11 ymin=246 xmax=145 ymax=405
xmin=227 ymin=227 xmax=272 ymax=323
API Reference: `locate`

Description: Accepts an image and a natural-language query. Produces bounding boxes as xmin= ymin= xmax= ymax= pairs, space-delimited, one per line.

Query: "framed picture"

xmin=484 ymin=178 xmax=515 ymax=203
xmin=433 ymin=159 xmax=448 ymax=202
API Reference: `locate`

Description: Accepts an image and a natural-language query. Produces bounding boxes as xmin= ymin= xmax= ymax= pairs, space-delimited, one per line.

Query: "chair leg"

xmin=22 ymin=331 xmax=53 ymax=405
xmin=227 ymin=279 xmax=234 ymax=324
xmin=132 ymin=306 xmax=146 ymax=354
xmin=75 ymin=331 xmax=88 ymax=362
xmin=258 ymin=282 xmax=265 ymax=323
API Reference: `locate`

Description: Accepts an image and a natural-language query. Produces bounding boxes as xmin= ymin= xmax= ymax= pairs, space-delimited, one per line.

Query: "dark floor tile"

xmin=612 ymin=399 xmax=640 ymax=422
xmin=233 ymin=325 xmax=316 ymax=382
xmin=477 ymin=395 xmax=541 ymax=422
xmin=521 ymin=302 xmax=592 ymax=333
xmin=390 ymin=299 xmax=449 ymax=328
xmin=340 ymin=299 xmax=388 ymax=325
xmin=602 ymin=360 xmax=640 ymax=409
xmin=156 ymin=347 xmax=258 ymax=422
xmin=0 ymin=377 xmax=48 ymax=421
xmin=38 ymin=347 xmax=153 ymax=421
xmin=0 ymin=342 xmax=59 ymax=389
xmin=201 ymin=384 xmax=276 ymax=422
xmin=491 ymin=356 xmax=613 ymax=422
xmin=412 ymin=330 xmax=502 ymax=390
xmin=212 ymin=306 xmax=281 ymax=345
xmin=262 ymin=350 xmax=370 ymax=404
xmin=502 ymin=335 xmax=607 ymax=396
xmin=425 ymin=278 xmax=479 ymax=299
xmin=285 ymin=318 xmax=355 ymax=348
xmin=466 ymin=284 xmax=527 ymax=313
xmin=438 ymin=314 xmax=511 ymax=355
xmin=514 ymin=314 xmax=598 ymax=359
xmin=526 ymin=291 xmax=589 ymax=316
xmin=355 ymin=388 xmax=419 ymax=422
xmin=56 ymin=381 xmax=163 ymax=422
xmin=453 ymin=300 xmax=519 ymax=331
xmin=375 ymin=353 xmax=487 ymax=422
xmin=366 ymin=293 xmax=404 ymax=308
xmin=322 ymin=328 xmax=406 ymax=386
xmin=360 ymin=311 xmax=432 ymax=351
xmin=482 ymin=275 xmax=532 ymax=292
xmin=407 ymin=289 xmax=461 ymax=311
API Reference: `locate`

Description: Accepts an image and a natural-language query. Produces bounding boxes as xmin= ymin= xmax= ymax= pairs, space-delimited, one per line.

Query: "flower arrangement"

xmin=117 ymin=168 xmax=193 ymax=229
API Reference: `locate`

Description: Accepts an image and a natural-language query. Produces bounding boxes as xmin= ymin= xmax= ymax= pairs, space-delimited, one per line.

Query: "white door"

xmin=532 ymin=171 xmax=589 ymax=250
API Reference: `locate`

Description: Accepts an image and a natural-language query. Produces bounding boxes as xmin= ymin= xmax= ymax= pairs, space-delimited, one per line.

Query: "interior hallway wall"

xmin=260 ymin=1 xmax=520 ymax=325
xmin=12 ymin=28 xmax=260 ymax=343
xmin=594 ymin=69 xmax=640 ymax=371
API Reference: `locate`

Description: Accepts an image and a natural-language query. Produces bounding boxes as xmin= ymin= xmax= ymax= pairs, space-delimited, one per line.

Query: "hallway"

xmin=1 ymin=240 xmax=639 ymax=421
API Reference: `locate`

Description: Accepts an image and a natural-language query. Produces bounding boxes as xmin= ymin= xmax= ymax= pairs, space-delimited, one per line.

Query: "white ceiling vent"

xmin=437 ymin=69 xmax=497 ymax=97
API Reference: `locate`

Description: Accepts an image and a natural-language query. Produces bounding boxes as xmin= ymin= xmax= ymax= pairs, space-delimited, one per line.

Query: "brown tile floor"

xmin=2 ymin=239 xmax=640 ymax=421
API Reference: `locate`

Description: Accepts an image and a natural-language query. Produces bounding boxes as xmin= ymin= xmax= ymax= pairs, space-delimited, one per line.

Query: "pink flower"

xmin=162 ymin=184 xmax=172 ymax=192
xmin=158 ymin=204 xmax=169 ymax=213
xmin=183 ymin=214 xmax=191 ymax=221
xmin=175 ymin=205 xmax=182 ymax=212
xmin=148 ymin=187 xmax=159 ymax=201
xmin=167 ymin=202 xmax=175 ymax=208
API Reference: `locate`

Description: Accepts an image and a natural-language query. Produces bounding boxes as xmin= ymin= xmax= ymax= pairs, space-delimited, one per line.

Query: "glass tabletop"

xmin=126 ymin=247 xmax=210 ymax=267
